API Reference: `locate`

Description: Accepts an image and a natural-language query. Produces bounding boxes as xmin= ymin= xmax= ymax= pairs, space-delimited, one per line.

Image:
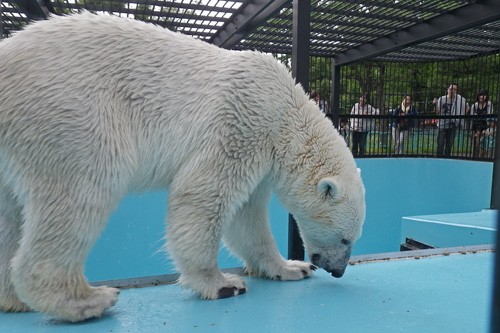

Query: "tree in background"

xmin=339 ymin=54 xmax=500 ymax=116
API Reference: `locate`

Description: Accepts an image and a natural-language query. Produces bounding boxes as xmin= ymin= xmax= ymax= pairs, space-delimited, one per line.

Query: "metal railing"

xmin=332 ymin=113 xmax=497 ymax=161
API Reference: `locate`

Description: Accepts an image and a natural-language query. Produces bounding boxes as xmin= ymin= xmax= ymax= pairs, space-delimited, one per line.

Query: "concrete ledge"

xmin=350 ymin=243 xmax=494 ymax=265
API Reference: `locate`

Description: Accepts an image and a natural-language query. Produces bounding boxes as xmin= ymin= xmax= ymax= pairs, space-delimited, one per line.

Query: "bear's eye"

xmin=341 ymin=238 xmax=351 ymax=245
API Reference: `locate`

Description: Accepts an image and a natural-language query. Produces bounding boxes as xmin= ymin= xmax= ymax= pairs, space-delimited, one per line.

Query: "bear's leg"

xmin=0 ymin=178 xmax=30 ymax=312
xmin=167 ymin=186 xmax=246 ymax=300
xmin=10 ymin=184 xmax=120 ymax=322
xmin=223 ymin=184 xmax=316 ymax=281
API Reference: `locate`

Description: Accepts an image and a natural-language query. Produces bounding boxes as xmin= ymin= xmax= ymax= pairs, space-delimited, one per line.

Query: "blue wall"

xmin=85 ymin=194 xmax=289 ymax=281
xmin=85 ymin=159 xmax=493 ymax=281
xmin=354 ymin=159 xmax=492 ymax=255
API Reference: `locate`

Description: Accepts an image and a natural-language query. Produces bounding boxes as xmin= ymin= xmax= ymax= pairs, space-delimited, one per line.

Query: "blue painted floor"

xmin=0 ymin=250 xmax=494 ymax=333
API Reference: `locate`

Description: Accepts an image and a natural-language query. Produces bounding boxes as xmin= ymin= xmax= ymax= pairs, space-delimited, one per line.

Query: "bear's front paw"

xmin=59 ymin=286 xmax=120 ymax=322
xmin=180 ymin=272 xmax=247 ymax=300
xmin=247 ymin=260 xmax=317 ymax=281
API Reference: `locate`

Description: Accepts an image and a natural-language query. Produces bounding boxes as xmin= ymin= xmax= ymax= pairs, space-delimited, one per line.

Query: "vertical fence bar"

xmin=491 ymin=87 xmax=500 ymax=330
xmin=490 ymin=86 xmax=500 ymax=209
xmin=288 ymin=0 xmax=311 ymax=261
xmin=331 ymin=58 xmax=341 ymax=128
xmin=0 ymin=1 xmax=3 ymax=39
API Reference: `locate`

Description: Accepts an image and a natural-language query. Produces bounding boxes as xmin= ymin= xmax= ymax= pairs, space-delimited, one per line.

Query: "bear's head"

xmin=295 ymin=171 xmax=365 ymax=278
xmin=286 ymin=169 xmax=365 ymax=278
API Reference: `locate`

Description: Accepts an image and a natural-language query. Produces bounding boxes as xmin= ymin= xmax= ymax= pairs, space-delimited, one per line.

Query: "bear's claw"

xmin=217 ymin=287 xmax=246 ymax=299
xmin=180 ymin=272 xmax=247 ymax=300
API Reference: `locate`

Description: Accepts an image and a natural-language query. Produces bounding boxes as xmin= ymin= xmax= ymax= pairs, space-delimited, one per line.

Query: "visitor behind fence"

xmin=433 ymin=83 xmax=469 ymax=157
xmin=311 ymin=90 xmax=329 ymax=114
xmin=339 ymin=118 xmax=350 ymax=146
xmin=391 ymin=95 xmax=418 ymax=155
xmin=349 ymin=94 xmax=378 ymax=157
xmin=470 ymin=89 xmax=494 ymax=158
xmin=480 ymin=121 xmax=496 ymax=159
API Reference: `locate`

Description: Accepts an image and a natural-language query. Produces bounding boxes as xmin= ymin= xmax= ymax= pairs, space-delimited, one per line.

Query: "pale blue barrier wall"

xmin=85 ymin=194 xmax=288 ymax=281
xmin=401 ymin=210 xmax=497 ymax=248
xmin=355 ymin=159 xmax=493 ymax=255
xmin=85 ymin=159 xmax=493 ymax=281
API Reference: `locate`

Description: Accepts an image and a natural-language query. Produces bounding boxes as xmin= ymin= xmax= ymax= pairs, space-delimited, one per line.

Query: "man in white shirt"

xmin=434 ymin=83 xmax=469 ymax=157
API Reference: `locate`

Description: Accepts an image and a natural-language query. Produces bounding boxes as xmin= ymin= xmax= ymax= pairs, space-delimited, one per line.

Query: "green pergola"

xmin=2 ymin=1 xmax=500 ymax=61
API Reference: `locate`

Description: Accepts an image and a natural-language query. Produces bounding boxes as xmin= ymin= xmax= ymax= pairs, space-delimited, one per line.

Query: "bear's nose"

xmin=330 ymin=267 xmax=346 ymax=278
xmin=311 ymin=253 xmax=321 ymax=266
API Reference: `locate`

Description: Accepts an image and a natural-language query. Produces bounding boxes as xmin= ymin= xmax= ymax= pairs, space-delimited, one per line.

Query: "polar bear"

xmin=0 ymin=12 xmax=365 ymax=322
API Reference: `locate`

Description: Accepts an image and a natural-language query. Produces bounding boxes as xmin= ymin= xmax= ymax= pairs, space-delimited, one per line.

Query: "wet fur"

xmin=0 ymin=13 xmax=365 ymax=322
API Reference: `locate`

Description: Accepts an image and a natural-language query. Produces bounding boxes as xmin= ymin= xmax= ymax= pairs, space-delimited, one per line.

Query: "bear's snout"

xmin=310 ymin=253 xmax=348 ymax=278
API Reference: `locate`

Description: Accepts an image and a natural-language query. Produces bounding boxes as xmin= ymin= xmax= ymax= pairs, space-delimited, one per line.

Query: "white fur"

xmin=0 ymin=12 xmax=365 ymax=322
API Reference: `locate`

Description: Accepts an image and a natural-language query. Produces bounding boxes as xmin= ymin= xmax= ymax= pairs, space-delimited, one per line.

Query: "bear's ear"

xmin=357 ymin=168 xmax=361 ymax=175
xmin=317 ymin=177 xmax=340 ymax=200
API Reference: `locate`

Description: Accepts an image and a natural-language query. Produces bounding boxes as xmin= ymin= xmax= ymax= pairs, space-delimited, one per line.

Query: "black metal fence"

xmin=335 ymin=55 xmax=500 ymax=116
xmin=332 ymin=113 xmax=497 ymax=160
xmin=303 ymin=54 xmax=500 ymax=161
